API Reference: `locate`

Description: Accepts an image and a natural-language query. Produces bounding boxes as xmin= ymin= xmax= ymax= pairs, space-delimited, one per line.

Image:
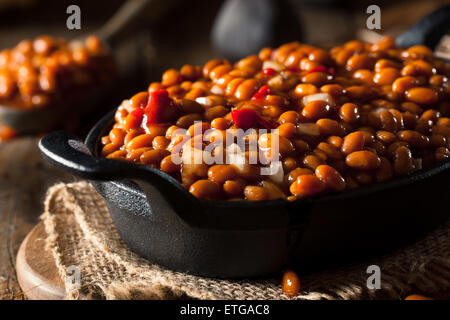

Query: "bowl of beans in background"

xmin=39 ymin=37 xmax=450 ymax=278
xmin=0 ymin=35 xmax=114 ymax=140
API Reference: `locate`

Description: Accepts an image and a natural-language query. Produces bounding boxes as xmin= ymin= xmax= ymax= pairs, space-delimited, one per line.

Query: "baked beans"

xmin=0 ymin=35 xmax=113 ymax=109
xmin=101 ymin=37 xmax=449 ymax=201
xmin=282 ymin=269 xmax=301 ymax=296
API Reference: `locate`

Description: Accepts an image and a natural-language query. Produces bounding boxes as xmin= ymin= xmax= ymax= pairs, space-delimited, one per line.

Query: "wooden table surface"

xmin=0 ymin=137 xmax=72 ymax=300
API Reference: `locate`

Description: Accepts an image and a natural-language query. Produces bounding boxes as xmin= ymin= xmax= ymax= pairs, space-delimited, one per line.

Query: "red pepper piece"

xmin=131 ymin=108 xmax=145 ymax=118
xmin=307 ymin=65 xmax=328 ymax=74
xmin=262 ymin=67 xmax=276 ymax=77
xmin=251 ymin=85 xmax=271 ymax=100
xmin=231 ymin=109 xmax=276 ymax=130
xmin=232 ymin=109 xmax=259 ymax=130
xmin=144 ymin=89 xmax=173 ymax=124
xmin=307 ymin=65 xmax=336 ymax=77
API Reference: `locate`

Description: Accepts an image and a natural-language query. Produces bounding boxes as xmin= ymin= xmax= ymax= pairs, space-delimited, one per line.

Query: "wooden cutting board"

xmin=15 ymin=222 xmax=66 ymax=300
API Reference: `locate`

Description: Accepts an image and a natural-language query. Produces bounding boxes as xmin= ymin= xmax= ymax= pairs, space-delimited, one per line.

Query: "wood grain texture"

xmin=0 ymin=137 xmax=72 ymax=300
xmin=16 ymin=222 xmax=65 ymax=300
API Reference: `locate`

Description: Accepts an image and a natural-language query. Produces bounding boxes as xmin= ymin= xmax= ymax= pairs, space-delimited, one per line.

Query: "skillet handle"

xmin=39 ymin=130 xmax=137 ymax=180
xmin=396 ymin=5 xmax=450 ymax=49
xmin=39 ymin=131 xmax=202 ymax=224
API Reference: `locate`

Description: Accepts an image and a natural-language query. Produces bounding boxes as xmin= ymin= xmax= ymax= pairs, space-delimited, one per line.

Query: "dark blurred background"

xmin=0 ymin=0 xmax=447 ymax=127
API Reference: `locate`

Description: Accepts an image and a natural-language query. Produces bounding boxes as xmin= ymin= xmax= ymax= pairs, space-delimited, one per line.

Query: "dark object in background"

xmin=211 ymin=0 xmax=303 ymax=61
xmin=396 ymin=5 xmax=450 ymax=49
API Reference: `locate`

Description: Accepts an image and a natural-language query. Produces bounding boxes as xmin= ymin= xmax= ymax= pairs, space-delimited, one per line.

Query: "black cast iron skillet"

xmin=0 ymin=0 xmax=178 ymax=134
xmin=39 ymin=6 xmax=450 ymax=279
xmin=39 ymin=112 xmax=450 ymax=279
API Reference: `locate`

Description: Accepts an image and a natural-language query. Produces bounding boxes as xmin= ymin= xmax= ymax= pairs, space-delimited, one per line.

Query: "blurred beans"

xmin=405 ymin=87 xmax=438 ymax=105
xmin=392 ymin=76 xmax=418 ymax=94
xmin=0 ymin=35 xmax=112 ymax=109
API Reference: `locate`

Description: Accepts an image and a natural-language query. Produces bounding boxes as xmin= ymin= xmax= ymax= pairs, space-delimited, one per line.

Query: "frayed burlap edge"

xmin=40 ymin=181 xmax=450 ymax=300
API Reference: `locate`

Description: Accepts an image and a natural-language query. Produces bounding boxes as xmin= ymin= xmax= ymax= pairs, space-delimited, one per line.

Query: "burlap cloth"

xmin=40 ymin=181 xmax=450 ymax=300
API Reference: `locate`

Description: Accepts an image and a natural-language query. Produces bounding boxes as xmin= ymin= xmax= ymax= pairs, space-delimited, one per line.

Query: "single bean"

xmin=207 ymin=165 xmax=237 ymax=184
xmin=282 ymin=270 xmax=301 ymax=297
xmin=140 ymin=149 xmax=170 ymax=165
xmin=397 ymin=130 xmax=430 ymax=148
xmin=302 ymin=154 xmax=324 ymax=170
xmin=375 ymin=156 xmax=393 ymax=182
xmin=315 ymin=165 xmax=346 ymax=191
xmin=316 ymin=118 xmax=345 ymax=136
xmin=289 ymin=174 xmax=325 ymax=197
xmin=393 ymin=146 xmax=414 ymax=175
xmin=160 ymin=154 xmax=181 ymax=173
xmin=244 ymin=186 xmax=270 ymax=201
xmin=339 ymin=103 xmax=360 ymax=123
xmin=341 ymin=131 xmax=365 ymax=155
xmin=189 ymin=180 xmax=220 ymax=200
xmin=345 ymin=150 xmax=381 ymax=170
xmin=405 ymin=87 xmax=438 ymax=105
